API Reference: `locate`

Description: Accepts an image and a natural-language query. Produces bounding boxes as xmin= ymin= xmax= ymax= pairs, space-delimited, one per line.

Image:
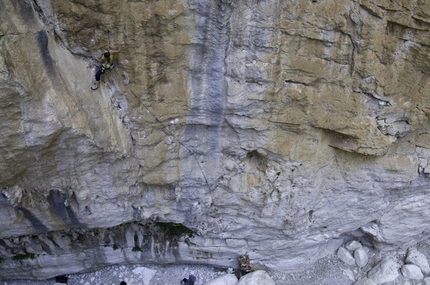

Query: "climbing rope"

xmin=123 ymin=85 xmax=212 ymax=191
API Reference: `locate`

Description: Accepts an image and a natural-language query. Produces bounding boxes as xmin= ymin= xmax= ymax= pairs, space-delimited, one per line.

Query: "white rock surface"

xmin=206 ymin=274 xmax=238 ymax=285
xmin=405 ymin=248 xmax=430 ymax=275
xmin=354 ymin=247 xmax=369 ymax=268
xmin=345 ymin=241 xmax=362 ymax=251
xmin=353 ymin=278 xmax=377 ymax=285
xmin=401 ymin=264 xmax=424 ymax=280
xmin=337 ymin=247 xmax=356 ymax=266
xmin=237 ymin=271 xmax=276 ymax=285
xmin=424 ymin=277 xmax=430 ymax=285
xmin=367 ymin=256 xmax=400 ymax=284
xmin=131 ymin=267 xmax=157 ymax=285
xmin=3 ymin=0 xmax=430 ymax=280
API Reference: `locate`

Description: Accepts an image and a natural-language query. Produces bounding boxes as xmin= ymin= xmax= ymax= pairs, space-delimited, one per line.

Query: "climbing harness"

xmin=101 ymin=54 xmax=114 ymax=71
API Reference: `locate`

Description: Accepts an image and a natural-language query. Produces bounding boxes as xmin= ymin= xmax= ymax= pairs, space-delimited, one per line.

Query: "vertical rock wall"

xmin=1 ymin=0 xmax=430 ymax=279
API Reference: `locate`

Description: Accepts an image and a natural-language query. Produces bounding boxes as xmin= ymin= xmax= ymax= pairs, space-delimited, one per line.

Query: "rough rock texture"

xmin=338 ymin=246 xmax=356 ymax=266
xmin=237 ymin=270 xmax=276 ymax=285
xmin=354 ymin=247 xmax=369 ymax=268
xmin=1 ymin=0 xmax=430 ymax=280
xmin=353 ymin=278 xmax=377 ymax=285
xmin=346 ymin=241 xmax=363 ymax=251
xmin=367 ymin=256 xmax=400 ymax=284
xmin=406 ymin=247 xmax=430 ymax=275
xmin=401 ymin=264 xmax=424 ymax=280
xmin=132 ymin=266 xmax=157 ymax=285
xmin=206 ymin=274 xmax=238 ymax=285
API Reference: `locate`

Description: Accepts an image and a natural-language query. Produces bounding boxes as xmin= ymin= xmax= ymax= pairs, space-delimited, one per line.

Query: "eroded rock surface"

xmin=1 ymin=0 xmax=430 ymax=280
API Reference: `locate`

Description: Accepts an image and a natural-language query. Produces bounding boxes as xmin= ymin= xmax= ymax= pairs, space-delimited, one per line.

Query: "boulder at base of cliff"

xmin=237 ymin=271 xmax=275 ymax=285
xmin=401 ymin=264 xmax=424 ymax=280
xmin=338 ymin=247 xmax=356 ymax=266
xmin=367 ymin=256 xmax=400 ymax=284
xmin=354 ymin=247 xmax=369 ymax=268
xmin=405 ymin=248 xmax=430 ymax=275
xmin=206 ymin=273 xmax=238 ymax=285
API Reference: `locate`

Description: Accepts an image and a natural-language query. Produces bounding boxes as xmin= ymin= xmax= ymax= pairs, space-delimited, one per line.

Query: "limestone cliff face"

xmin=1 ymin=0 xmax=430 ymax=279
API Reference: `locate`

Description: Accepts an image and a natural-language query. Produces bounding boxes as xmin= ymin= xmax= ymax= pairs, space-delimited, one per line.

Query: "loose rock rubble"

xmin=4 ymin=0 xmax=430 ymax=278
xmin=366 ymin=256 xmax=399 ymax=284
xmin=401 ymin=264 xmax=424 ymax=280
xmin=237 ymin=271 xmax=275 ymax=285
xmin=406 ymin=248 xmax=430 ymax=275
xmin=3 ymin=240 xmax=430 ymax=285
xmin=338 ymin=240 xmax=430 ymax=285
xmin=338 ymin=247 xmax=357 ymax=266
xmin=354 ymin=248 xmax=369 ymax=268
xmin=338 ymin=241 xmax=370 ymax=268
xmin=0 ymin=265 xmax=276 ymax=285
xmin=206 ymin=273 xmax=238 ymax=285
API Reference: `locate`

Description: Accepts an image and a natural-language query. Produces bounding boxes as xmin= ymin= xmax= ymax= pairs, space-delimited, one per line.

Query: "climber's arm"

xmin=110 ymin=42 xmax=124 ymax=54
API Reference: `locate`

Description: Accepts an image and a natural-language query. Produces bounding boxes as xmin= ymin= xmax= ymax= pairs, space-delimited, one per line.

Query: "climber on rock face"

xmin=91 ymin=42 xmax=124 ymax=90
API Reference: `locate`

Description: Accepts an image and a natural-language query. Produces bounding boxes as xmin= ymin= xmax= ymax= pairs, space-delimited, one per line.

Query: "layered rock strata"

xmin=1 ymin=0 xmax=430 ymax=280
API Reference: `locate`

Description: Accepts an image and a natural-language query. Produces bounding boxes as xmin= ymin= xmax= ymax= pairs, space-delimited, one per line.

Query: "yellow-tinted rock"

xmin=1 ymin=0 xmax=430 ymax=279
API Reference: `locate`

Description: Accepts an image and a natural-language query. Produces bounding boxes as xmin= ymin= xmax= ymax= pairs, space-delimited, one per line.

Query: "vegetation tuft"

xmin=132 ymin=246 xmax=142 ymax=252
xmin=155 ymin=222 xmax=193 ymax=237
xmin=12 ymin=253 xmax=35 ymax=261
